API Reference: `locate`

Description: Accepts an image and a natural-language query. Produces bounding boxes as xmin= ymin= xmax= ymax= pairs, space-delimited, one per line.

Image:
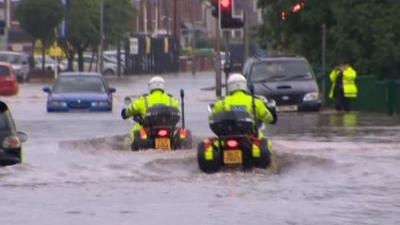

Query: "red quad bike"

xmin=125 ymin=89 xmax=192 ymax=151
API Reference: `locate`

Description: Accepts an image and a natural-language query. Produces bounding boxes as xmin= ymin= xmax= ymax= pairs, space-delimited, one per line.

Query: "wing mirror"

xmin=17 ymin=131 xmax=28 ymax=143
xmin=109 ymin=87 xmax=116 ymax=93
xmin=42 ymin=86 xmax=51 ymax=93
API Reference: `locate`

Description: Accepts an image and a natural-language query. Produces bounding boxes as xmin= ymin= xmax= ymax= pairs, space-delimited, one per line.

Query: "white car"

xmin=71 ymin=55 xmax=118 ymax=75
xmin=35 ymin=56 xmax=66 ymax=72
xmin=0 ymin=51 xmax=31 ymax=82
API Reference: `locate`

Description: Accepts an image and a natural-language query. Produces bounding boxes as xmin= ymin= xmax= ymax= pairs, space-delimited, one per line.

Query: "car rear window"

xmin=53 ymin=76 xmax=106 ymax=93
xmin=0 ymin=65 xmax=10 ymax=76
xmin=250 ymin=60 xmax=312 ymax=81
xmin=0 ymin=111 xmax=14 ymax=133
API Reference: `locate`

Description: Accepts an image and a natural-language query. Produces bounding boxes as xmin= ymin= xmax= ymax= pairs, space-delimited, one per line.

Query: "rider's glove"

xmin=121 ymin=108 xmax=129 ymax=119
xmin=133 ymin=115 xmax=147 ymax=126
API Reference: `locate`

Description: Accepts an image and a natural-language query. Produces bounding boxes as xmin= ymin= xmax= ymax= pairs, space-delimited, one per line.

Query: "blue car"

xmin=43 ymin=72 xmax=116 ymax=112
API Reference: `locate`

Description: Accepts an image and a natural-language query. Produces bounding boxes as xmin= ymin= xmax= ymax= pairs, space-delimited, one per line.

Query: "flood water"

xmin=1 ymin=72 xmax=400 ymax=225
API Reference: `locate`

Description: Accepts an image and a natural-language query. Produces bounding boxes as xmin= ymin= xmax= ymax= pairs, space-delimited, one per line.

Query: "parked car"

xmin=243 ymin=56 xmax=321 ymax=111
xmin=35 ymin=56 xmax=66 ymax=72
xmin=43 ymin=72 xmax=116 ymax=112
xmin=0 ymin=51 xmax=30 ymax=82
xmin=0 ymin=101 xmax=27 ymax=166
xmin=67 ymin=55 xmax=118 ymax=75
xmin=0 ymin=62 xmax=18 ymax=95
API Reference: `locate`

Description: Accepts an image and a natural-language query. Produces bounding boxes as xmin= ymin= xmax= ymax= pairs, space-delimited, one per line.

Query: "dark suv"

xmin=243 ymin=56 xmax=321 ymax=111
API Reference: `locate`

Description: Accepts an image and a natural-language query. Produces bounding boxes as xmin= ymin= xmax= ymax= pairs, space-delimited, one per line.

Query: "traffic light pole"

xmin=215 ymin=0 xmax=222 ymax=97
xmin=244 ymin=1 xmax=250 ymax=60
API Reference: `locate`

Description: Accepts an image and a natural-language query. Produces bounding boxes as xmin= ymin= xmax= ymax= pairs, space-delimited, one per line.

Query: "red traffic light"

xmin=220 ymin=0 xmax=231 ymax=11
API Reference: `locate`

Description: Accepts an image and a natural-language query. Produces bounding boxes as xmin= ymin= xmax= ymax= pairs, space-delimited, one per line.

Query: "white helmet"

xmin=227 ymin=73 xmax=248 ymax=94
xmin=148 ymin=76 xmax=165 ymax=92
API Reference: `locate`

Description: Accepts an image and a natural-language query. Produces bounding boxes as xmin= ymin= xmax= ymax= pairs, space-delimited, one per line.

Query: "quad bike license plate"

xmin=155 ymin=138 xmax=171 ymax=150
xmin=223 ymin=150 xmax=243 ymax=164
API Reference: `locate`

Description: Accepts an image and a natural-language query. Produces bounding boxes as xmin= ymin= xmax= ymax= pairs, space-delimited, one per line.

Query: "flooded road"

xmin=1 ymin=72 xmax=400 ymax=225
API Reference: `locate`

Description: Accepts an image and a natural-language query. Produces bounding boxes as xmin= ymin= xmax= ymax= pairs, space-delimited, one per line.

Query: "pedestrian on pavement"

xmin=329 ymin=62 xmax=358 ymax=112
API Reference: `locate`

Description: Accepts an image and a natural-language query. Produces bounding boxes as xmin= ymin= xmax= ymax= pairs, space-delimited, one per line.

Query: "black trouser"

xmin=335 ymin=89 xmax=351 ymax=112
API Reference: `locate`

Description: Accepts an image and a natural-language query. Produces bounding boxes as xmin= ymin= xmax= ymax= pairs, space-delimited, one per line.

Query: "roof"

xmin=247 ymin=55 xmax=307 ymax=63
xmin=0 ymin=62 xmax=13 ymax=67
xmin=0 ymin=51 xmax=28 ymax=56
xmin=59 ymin=72 xmax=102 ymax=77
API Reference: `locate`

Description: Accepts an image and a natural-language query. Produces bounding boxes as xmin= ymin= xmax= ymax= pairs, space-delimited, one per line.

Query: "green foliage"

xmin=258 ymin=0 xmax=400 ymax=78
xmin=103 ymin=0 xmax=135 ymax=45
xmin=15 ymin=0 xmax=63 ymax=73
xmin=59 ymin=0 xmax=136 ymax=71
xmin=15 ymin=0 xmax=63 ymax=45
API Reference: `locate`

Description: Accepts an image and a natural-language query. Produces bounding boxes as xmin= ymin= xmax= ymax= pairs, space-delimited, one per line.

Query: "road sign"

xmin=129 ymin=38 xmax=138 ymax=55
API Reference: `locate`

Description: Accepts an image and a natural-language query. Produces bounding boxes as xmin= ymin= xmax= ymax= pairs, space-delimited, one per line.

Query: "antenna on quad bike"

xmin=180 ymin=89 xmax=185 ymax=129
xmin=249 ymin=83 xmax=258 ymax=137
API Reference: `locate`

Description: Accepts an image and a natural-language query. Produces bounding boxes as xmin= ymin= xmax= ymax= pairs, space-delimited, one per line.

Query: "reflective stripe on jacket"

xmin=329 ymin=66 xmax=358 ymax=98
xmin=212 ymin=91 xmax=274 ymax=125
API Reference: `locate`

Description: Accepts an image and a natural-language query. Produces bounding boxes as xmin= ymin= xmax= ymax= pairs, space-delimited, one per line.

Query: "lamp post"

xmin=99 ymin=0 xmax=104 ymax=73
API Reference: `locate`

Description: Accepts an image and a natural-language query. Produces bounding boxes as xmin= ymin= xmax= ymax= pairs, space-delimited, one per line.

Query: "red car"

xmin=0 ymin=62 xmax=19 ymax=95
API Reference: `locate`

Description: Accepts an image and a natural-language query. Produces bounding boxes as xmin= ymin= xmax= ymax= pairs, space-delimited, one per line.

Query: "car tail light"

xmin=4 ymin=77 xmax=13 ymax=82
xmin=226 ymin=139 xmax=239 ymax=148
xmin=2 ymin=136 xmax=21 ymax=149
xmin=158 ymin=129 xmax=168 ymax=137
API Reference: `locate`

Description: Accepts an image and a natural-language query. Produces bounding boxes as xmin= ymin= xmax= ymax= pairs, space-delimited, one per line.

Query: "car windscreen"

xmin=0 ymin=54 xmax=21 ymax=64
xmin=250 ymin=60 xmax=313 ymax=82
xmin=53 ymin=76 xmax=106 ymax=93
xmin=0 ymin=65 xmax=10 ymax=76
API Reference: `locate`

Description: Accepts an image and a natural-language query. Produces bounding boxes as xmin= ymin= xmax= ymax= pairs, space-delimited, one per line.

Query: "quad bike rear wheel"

xmin=173 ymin=129 xmax=193 ymax=149
xmin=131 ymin=131 xmax=153 ymax=151
xmin=197 ymin=141 xmax=221 ymax=173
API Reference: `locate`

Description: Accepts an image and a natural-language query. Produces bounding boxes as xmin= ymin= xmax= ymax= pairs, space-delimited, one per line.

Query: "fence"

xmin=320 ymin=75 xmax=400 ymax=115
xmin=124 ymin=34 xmax=180 ymax=74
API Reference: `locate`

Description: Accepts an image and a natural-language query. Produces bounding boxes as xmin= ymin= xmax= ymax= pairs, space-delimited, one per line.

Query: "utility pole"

xmin=321 ymin=23 xmax=327 ymax=104
xmin=243 ymin=0 xmax=250 ymax=60
xmin=173 ymin=0 xmax=177 ymax=39
xmin=215 ymin=0 xmax=222 ymax=97
xmin=191 ymin=0 xmax=196 ymax=76
xmin=144 ymin=0 xmax=148 ymax=33
xmin=2 ymin=0 xmax=10 ymax=51
xmin=99 ymin=0 xmax=104 ymax=73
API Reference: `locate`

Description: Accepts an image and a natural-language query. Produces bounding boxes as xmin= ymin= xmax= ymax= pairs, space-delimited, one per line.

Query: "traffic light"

xmin=211 ymin=0 xmax=243 ymax=29
xmin=280 ymin=1 xmax=305 ymax=21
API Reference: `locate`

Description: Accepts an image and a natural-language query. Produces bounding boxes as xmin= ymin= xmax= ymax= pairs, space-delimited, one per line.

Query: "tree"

xmin=257 ymin=0 xmax=400 ymax=79
xmin=59 ymin=0 xmax=135 ymax=72
xmin=59 ymin=0 xmax=100 ymax=72
xmin=103 ymin=0 xmax=135 ymax=45
xmin=15 ymin=0 xmax=64 ymax=73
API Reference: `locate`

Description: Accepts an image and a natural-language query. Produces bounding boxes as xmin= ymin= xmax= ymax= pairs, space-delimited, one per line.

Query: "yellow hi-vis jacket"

xmin=329 ymin=66 xmax=358 ymax=98
xmin=125 ymin=90 xmax=180 ymax=132
xmin=212 ymin=91 xmax=274 ymax=126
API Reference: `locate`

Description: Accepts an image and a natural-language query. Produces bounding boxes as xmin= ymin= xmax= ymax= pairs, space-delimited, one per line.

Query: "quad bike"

xmin=197 ymin=110 xmax=273 ymax=173
xmin=197 ymin=86 xmax=276 ymax=173
xmin=124 ymin=89 xmax=192 ymax=151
